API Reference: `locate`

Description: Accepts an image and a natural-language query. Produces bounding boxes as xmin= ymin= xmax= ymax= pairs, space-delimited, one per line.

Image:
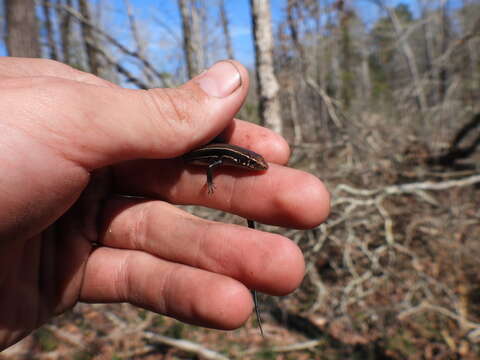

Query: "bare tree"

xmin=250 ymin=0 xmax=283 ymax=134
xmin=359 ymin=26 xmax=372 ymax=105
xmin=53 ymin=1 xmax=170 ymax=86
xmin=218 ymin=0 xmax=234 ymax=59
xmin=338 ymin=1 xmax=354 ymax=108
xmin=124 ymin=0 xmax=155 ymax=86
xmin=285 ymin=0 xmax=306 ymax=143
xmin=42 ymin=0 xmax=59 ymax=60
xmin=57 ymin=0 xmax=73 ymax=64
xmin=192 ymin=0 xmax=206 ymax=69
xmin=4 ymin=0 xmax=41 ymax=57
xmin=437 ymin=0 xmax=450 ymax=103
xmin=375 ymin=0 xmax=428 ymax=113
xmin=178 ymin=0 xmax=203 ymax=78
xmin=78 ymin=0 xmax=101 ymax=74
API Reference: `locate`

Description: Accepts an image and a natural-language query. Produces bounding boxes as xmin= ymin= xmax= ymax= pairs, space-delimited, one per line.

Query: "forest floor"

xmin=2 ymin=112 xmax=480 ymax=360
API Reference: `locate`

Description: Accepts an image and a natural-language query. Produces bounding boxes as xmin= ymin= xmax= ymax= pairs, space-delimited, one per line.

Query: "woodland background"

xmin=1 ymin=0 xmax=480 ymax=359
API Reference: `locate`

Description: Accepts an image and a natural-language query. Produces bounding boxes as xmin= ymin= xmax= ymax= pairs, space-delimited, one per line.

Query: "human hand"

xmin=0 ymin=58 xmax=330 ymax=349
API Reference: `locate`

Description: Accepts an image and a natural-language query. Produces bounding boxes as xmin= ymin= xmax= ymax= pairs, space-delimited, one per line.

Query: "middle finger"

xmin=100 ymin=197 xmax=305 ymax=295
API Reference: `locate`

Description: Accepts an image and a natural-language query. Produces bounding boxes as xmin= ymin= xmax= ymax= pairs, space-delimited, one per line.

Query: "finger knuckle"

xmin=126 ymin=202 xmax=153 ymax=249
xmin=142 ymin=88 xmax=209 ymax=138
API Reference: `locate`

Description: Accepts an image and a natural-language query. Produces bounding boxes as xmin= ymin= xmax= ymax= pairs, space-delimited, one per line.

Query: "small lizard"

xmin=184 ymin=142 xmax=268 ymax=337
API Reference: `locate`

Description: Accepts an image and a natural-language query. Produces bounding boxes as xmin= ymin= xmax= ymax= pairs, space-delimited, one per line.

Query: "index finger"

xmin=113 ymin=159 xmax=330 ymax=230
xmin=217 ymin=119 xmax=291 ymax=165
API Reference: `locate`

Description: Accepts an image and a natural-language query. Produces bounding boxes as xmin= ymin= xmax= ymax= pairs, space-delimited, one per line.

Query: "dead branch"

xmin=90 ymin=42 xmax=150 ymax=89
xmin=44 ymin=324 xmax=84 ymax=348
xmin=305 ymin=76 xmax=342 ymax=128
xmin=123 ymin=0 xmax=155 ymax=85
xmin=240 ymin=339 xmax=322 ymax=356
xmin=142 ymin=331 xmax=230 ymax=360
xmin=374 ymin=0 xmax=428 ymax=113
xmin=335 ymin=173 xmax=480 ymax=198
xmin=48 ymin=1 xmax=171 ymax=87
xmin=398 ymin=301 xmax=480 ymax=331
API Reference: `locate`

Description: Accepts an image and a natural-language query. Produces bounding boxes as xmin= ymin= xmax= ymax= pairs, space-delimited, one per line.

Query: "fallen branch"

xmin=335 ymin=173 xmax=480 ymax=198
xmin=240 ymin=339 xmax=322 ymax=356
xmin=398 ymin=301 xmax=480 ymax=331
xmin=142 ymin=331 xmax=230 ymax=360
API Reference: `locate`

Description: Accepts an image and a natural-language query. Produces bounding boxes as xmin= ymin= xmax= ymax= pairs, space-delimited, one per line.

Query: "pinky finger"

xmin=79 ymin=247 xmax=253 ymax=329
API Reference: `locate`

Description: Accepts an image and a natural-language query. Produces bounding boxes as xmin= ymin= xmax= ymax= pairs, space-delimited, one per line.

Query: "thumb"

xmin=23 ymin=60 xmax=249 ymax=169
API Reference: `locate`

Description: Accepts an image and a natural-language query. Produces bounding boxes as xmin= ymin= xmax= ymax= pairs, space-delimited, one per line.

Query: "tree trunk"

xmin=381 ymin=1 xmax=428 ymax=112
xmin=286 ymin=0 xmax=321 ymax=142
xmin=57 ymin=0 xmax=73 ymax=64
xmin=250 ymin=0 xmax=283 ymax=134
xmin=419 ymin=0 xmax=434 ymax=105
xmin=219 ymin=0 xmax=234 ymax=59
xmin=193 ymin=0 xmax=206 ymax=69
xmin=438 ymin=0 xmax=450 ymax=103
xmin=339 ymin=3 xmax=353 ymax=108
xmin=178 ymin=0 xmax=202 ymax=78
xmin=359 ymin=30 xmax=372 ymax=106
xmin=78 ymin=0 xmax=101 ymax=75
xmin=42 ymin=0 xmax=58 ymax=60
xmin=4 ymin=0 xmax=41 ymax=57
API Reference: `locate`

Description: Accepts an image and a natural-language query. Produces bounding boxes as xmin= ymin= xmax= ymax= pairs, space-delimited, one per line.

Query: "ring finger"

xmin=79 ymin=197 xmax=304 ymax=329
xmin=99 ymin=196 xmax=305 ymax=295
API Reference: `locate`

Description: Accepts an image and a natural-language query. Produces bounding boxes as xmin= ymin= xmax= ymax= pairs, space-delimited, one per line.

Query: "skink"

xmin=184 ymin=142 xmax=268 ymax=337
xmin=184 ymin=143 xmax=268 ymax=193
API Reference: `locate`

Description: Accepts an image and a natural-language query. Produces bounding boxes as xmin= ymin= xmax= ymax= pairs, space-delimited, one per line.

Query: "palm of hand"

xmin=0 ymin=58 xmax=329 ymax=350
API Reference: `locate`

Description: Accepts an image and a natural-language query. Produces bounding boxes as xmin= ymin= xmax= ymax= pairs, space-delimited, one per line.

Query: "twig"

xmin=336 ymin=174 xmax=480 ymax=198
xmin=44 ymin=325 xmax=84 ymax=348
xmin=305 ymin=76 xmax=342 ymax=128
xmin=47 ymin=2 xmax=171 ymax=87
xmin=398 ymin=302 xmax=480 ymax=331
xmin=142 ymin=331 xmax=230 ymax=360
xmin=86 ymin=39 xmax=150 ymax=89
xmin=240 ymin=339 xmax=322 ymax=356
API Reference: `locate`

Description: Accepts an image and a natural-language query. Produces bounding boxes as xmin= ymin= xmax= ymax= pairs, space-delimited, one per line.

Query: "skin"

xmin=0 ymin=57 xmax=330 ymax=350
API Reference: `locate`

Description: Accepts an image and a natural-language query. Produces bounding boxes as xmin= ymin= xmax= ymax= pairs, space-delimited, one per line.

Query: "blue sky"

xmin=114 ymin=0 xmax=419 ymax=71
xmin=0 ymin=0 xmax=461 ymax=77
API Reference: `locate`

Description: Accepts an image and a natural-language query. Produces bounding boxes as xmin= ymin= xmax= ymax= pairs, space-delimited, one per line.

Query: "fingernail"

xmin=196 ymin=61 xmax=241 ymax=97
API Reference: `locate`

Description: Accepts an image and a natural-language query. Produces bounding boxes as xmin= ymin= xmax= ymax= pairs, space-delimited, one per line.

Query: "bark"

xmin=461 ymin=0 xmax=479 ymax=107
xmin=288 ymin=84 xmax=303 ymax=145
xmin=286 ymin=0 xmax=305 ymax=143
xmin=57 ymin=0 xmax=73 ymax=64
xmin=420 ymin=0 xmax=435 ymax=104
xmin=438 ymin=0 xmax=450 ymax=103
xmin=178 ymin=0 xmax=202 ymax=78
xmin=219 ymin=0 xmax=234 ymax=59
xmin=315 ymin=1 xmax=329 ymax=127
xmin=326 ymin=6 xmax=340 ymax=98
xmin=192 ymin=0 xmax=206 ymax=69
xmin=287 ymin=0 xmax=306 ymax=68
xmin=4 ymin=0 xmax=41 ymax=57
xmin=78 ymin=0 xmax=101 ymax=74
xmin=286 ymin=0 xmax=322 ymax=141
xmin=250 ymin=0 xmax=283 ymax=134
xmin=42 ymin=0 xmax=58 ymax=60
xmin=381 ymin=1 xmax=428 ymax=112
xmin=339 ymin=3 xmax=353 ymax=108
xmin=359 ymin=29 xmax=372 ymax=105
